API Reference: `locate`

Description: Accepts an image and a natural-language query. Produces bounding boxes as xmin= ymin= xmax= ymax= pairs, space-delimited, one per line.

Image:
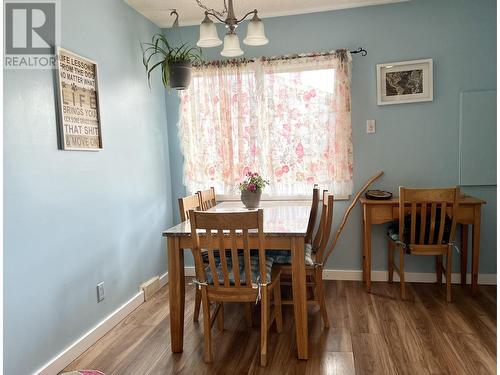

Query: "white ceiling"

xmin=126 ymin=0 xmax=410 ymax=28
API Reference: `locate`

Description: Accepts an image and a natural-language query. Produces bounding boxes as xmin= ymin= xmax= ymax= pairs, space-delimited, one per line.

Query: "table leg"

xmin=471 ymin=205 xmax=481 ymax=294
xmin=363 ymin=205 xmax=372 ymax=292
xmin=168 ymin=236 xmax=185 ymax=352
xmin=291 ymin=236 xmax=308 ymax=360
xmin=460 ymin=224 xmax=468 ymax=286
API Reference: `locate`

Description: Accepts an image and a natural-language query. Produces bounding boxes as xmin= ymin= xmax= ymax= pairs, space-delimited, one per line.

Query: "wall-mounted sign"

xmin=56 ymin=47 xmax=102 ymax=150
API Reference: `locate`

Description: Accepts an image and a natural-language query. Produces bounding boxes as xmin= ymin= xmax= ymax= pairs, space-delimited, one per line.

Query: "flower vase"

xmin=241 ymin=189 xmax=262 ymax=209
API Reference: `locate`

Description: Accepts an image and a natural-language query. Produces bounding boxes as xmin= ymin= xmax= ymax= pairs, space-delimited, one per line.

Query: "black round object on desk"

xmin=365 ymin=190 xmax=393 ymax=200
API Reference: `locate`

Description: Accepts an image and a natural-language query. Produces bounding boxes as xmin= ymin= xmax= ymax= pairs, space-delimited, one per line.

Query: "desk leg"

xmin=471 ymin=205 xmax=481 ymax=294
xmin=168 ymin=236 xmax=185 ymax=352
xmin=460 ymin=224 xmax=468 ymax=286
xmin=291 ymin=236 xmax=308 ymax=360
xmin=363 ymin=205 xmax=372 ymax=292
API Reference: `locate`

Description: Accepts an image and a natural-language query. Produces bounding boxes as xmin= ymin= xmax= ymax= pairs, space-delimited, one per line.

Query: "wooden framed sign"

xmin=56 ymin=47 xmax=103 ymax=150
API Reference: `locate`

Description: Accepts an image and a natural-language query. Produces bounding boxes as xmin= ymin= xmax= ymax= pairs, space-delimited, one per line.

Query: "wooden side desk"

xmin=360 ymin=195 xmax=485 ymax=294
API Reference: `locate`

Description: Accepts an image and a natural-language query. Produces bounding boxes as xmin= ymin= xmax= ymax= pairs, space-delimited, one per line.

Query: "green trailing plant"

xmin=141 ymin=33 xmax=202 ymax=88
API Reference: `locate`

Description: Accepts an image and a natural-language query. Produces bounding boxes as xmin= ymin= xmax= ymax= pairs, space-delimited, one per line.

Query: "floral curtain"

xmin=178 ymin=50 xmax=353 ymax=196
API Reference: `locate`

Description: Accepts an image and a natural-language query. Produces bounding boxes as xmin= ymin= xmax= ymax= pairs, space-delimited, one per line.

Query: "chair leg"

xmin=216 ymin=302 xmax=224 ymax=331
xmin=273 ymin=280 xmax=283 ymax=333
xmin=260 ymin=287 xmax=268 ymax=366
xmin=446 ymin=248 xmax=452 ymax=302
xmin=193 ymin=288 xmax=201 ymax=322
xmin=244 ymin=303 xmax=253 ymax=327
xmin=388 ymin=239 xmax=394 ymax=283
xmin=436 ymin=255 xmax=443 ymax=285
xmin=201 ymin=288 xmax=213 ymax=363
xmin=315 ymin=267 xmax=329 ymax=328
xmin=399 ymin=248 xmax=406 ymax=300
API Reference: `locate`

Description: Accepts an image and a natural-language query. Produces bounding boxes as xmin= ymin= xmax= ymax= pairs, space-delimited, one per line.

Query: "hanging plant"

xmin=142 ymin=33 xmax=202 ymax=90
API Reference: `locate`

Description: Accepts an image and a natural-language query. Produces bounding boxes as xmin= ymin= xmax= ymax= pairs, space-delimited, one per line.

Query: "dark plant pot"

xmin=241 ymin=190 xmax=262 ymax=209
xmin=168 ymin=61 xmax=192 ymax=90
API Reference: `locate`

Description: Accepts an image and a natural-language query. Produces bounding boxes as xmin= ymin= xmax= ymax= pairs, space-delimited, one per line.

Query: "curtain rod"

xmin=256 ymin=47 xmax=367 ymax=63
xmin=194 ymin=47 xmax=367 ymax=67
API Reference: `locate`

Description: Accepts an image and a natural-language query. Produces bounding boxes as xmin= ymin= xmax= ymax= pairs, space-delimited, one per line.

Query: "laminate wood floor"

xmin=64 ymin=280 xmax=496 ymax=374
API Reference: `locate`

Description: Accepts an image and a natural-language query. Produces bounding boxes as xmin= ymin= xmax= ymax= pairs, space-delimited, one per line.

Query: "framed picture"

xmin=376 ymin=58 xmax=433 ymax=105
xmin=56 ymin=47 xmax=103 ymax=150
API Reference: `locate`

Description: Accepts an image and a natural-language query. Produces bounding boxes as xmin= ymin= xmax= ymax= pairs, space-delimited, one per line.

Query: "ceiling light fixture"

xmin=196 ymin=0 xmax=269 ymax=57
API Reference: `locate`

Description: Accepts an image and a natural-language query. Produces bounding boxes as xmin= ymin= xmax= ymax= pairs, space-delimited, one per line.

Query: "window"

xmin=179 ymin=51 xmax=353 ymax=197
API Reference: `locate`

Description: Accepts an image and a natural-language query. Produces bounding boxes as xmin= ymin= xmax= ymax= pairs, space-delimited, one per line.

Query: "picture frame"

xmin=376 ymin=58 xmax=433 ymax=105
xmin=55 ymin=47 xmax=103 ymax=151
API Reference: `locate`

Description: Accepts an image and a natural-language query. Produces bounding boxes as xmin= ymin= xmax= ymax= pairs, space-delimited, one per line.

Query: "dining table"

xmin=162 ymin=200 xmax=311 ymax=360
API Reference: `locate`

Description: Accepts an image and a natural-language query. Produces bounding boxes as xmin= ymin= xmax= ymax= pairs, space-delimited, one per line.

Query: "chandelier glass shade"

xmin=197 ymin=14 xmax=223 ymax=48
xmin=221 ymin=33 xmax=244 ymax=57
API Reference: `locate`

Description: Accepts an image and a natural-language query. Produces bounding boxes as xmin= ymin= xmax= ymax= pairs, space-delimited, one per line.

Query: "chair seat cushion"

xmin=203 ymin=250 xmax=274 ymax=285
xmin=266 ymin=243 xmax=314 ymax=266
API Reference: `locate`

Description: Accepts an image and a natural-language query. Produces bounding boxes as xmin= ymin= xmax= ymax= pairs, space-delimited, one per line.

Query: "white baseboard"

xmin=159 ymin=271 xmax=169 ymax=287
xmin=183 ymin=266 xmax=496 ymax=285
xmin=322 ymin=269 xmax=497 ymax=285
xmin=34 ymin=271 xmax=168 ymax=375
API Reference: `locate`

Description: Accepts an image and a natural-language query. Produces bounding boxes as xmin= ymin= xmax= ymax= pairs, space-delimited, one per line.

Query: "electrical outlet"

xmin=366 ymin=119 xmax=376 ymax=134
xmin=97 ymin=282 xmax=105 ymax=302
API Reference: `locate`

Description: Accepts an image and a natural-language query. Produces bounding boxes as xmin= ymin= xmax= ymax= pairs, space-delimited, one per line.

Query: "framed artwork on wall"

xmin=376 ymin=58 xmax=433 ymax=105
xmin=56 ymin=47 xmax=103 ymax=150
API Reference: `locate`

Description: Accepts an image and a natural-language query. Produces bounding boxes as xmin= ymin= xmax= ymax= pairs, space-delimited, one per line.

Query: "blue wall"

xmin=164 ymin=0 xmax=497 ymax=273
xmin=4 ymin=0 xmax=172 ymax=374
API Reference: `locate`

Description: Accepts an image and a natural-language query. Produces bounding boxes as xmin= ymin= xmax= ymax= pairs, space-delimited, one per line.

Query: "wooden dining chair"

xmin=305 ymin=186 xmax=321 ymax=245
xmin=275 ymin=192 xmax=333 ymax=327
xmin=273 ymin=171 xmax=384 ymax=328
xmin=387 ymin=186 xmax=460 ymax=302
xmin=189 ymin=209 xmax=282 ymax=366
xmin=178 ymin=193 xmax=204 ymax=322
xmin=198 ymin=187 xmax=217 ymax=210
xmin=178 ymin=193 xmax=201 ymax=221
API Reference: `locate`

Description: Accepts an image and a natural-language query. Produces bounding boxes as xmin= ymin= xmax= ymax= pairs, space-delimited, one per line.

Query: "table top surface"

xmin=360 ymin=194 xmax=485 ymax=205
xmin=163 ymin=200 xmax=311 ymax=237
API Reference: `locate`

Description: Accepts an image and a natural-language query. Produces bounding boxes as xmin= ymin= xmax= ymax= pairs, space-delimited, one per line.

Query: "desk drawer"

xmin=369 ymin=205 xmax=396 ymax=224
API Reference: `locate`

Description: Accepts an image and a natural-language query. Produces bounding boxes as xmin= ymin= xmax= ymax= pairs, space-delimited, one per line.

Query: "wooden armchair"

xmin=189 ymin=209 xmax=282 ymax=366
xmin=388 ymin=187 xmax=460 ymax=302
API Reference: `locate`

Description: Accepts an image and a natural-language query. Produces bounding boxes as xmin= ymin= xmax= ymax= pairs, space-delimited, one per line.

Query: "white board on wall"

xmin=459 ymin=90 xmax=496 ymax=186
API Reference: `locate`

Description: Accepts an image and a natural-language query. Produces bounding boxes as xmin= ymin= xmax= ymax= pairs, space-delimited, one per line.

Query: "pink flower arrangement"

xmin=239 ymin=171 xmax=269 ymax=193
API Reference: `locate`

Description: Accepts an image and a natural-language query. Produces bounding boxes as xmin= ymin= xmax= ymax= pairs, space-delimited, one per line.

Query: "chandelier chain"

xmin=195 ymin=0 xmax=228 ymax=17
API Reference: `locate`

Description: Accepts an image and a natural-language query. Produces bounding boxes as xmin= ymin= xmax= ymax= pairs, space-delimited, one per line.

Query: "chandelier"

xmin=196 ymin=0 xmax=269 ymax=57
